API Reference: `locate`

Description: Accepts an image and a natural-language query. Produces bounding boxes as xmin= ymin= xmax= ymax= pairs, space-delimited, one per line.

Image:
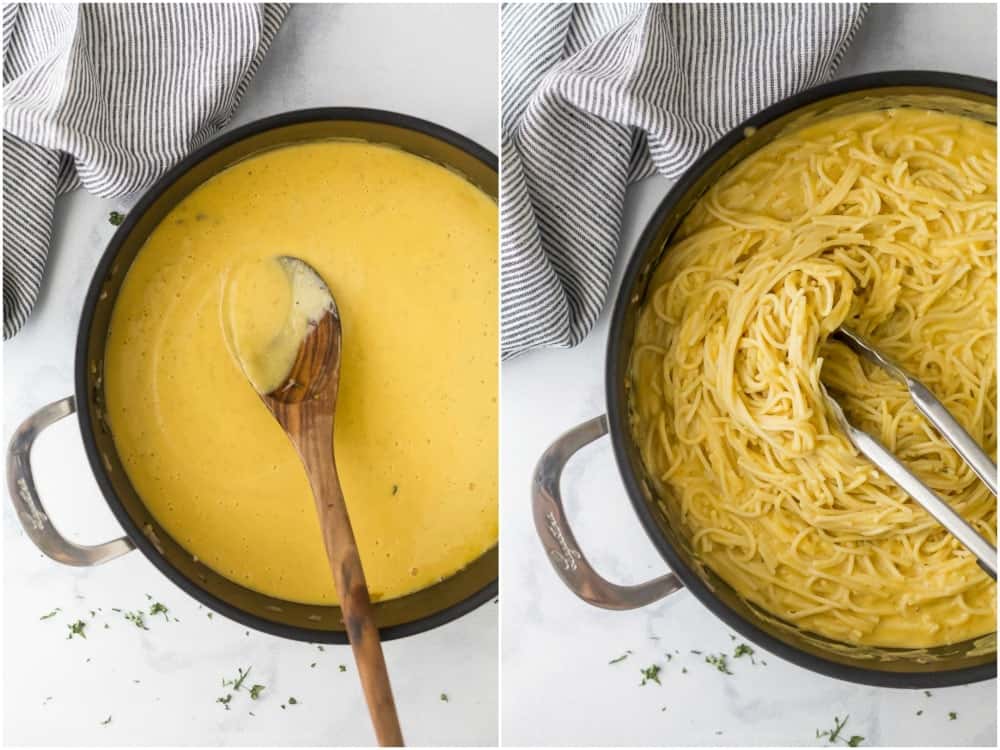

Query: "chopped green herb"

xmin=222 ymin=666 xmax=252 ymax=693
xmin=440 ymin=693 xmax=449 ymax=702
xmin=609 ymin=650 xmax=632 ymax=664
xmin=207 ymin=612 xmax=214 ymax=619
xmin=690 ymin=649 xmax=703 ymax=655
xmin=916 ymin=710 xmax=923 ymax=716
xmin=310 ymin=662 xmax=316 ymax=669
xmin=249 ymin=684 xmax=265 ymax=700
xmin=817 ymin=715 xmax=848 ymax=743
xmin=67 ymin=620 xmax=87 ymax=639
xmin=681 ymin=667 xmax=688 ymax=674
xmin=733 ymin=643 xmax=754 ymax=659
xmin=661 ymin=706 xmax=667 ymax=712
xmin=816 ymin=715 xmax=862 ymax=746
xmin=948 ymin=712 xmax=957 ymax=721
xmin=149 ymin=602 xmax=169 ymax=620
xmin=288 ymin=697 xmax=298 ymax=705
xmin=391 ymin=484 xmax=399 ymax=495
xmin=109 ymin=211 xmax=125 ymax=226
xmin=924 ymin=690 xmax=932 ymax=697
xmin=639 ymin=664 xmax=662 ymax=686
xmin=339 ymin=664 xmax=346 ymax=673
xmin=40 ymin=609 xmax=60 ymax=620
xmin=217 ymin=694 xmax=232 ymax=710
xmin=317 ymin=645 xmax=325 ymax=652
xmin=705 ymin=653 xmax=733 ymax=674
xmin=100 ymin=715 xmax=111 ymax=726
xmin=124 ymin=611 xmax=148 ymax=630
xmin=665 ymin=653 xmax=673 ymax=662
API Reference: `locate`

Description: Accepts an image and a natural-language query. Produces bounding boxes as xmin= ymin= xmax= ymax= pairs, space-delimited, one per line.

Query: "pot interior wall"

xmin=612 ymin=84 xmax=997 ymax=679
xmin=80 ymin=115 xmax=498 ymax=641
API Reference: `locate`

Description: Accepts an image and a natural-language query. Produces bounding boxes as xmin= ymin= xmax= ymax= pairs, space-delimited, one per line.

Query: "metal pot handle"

xmin=532 ymin=414 xmax=684 ymax=609
xmin=7 ymin=396 xmax=135 ymax=566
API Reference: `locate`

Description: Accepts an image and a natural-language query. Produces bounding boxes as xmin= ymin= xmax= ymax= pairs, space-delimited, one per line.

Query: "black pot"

xmin=533 ymin=72 xmax=997 ymax=687
xmin=8 ymin=108 xmax=498 ymax=643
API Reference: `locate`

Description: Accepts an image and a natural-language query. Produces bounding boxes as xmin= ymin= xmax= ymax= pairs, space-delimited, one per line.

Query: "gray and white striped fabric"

xmin=3 ymin=3 xmax=288 ymax=339
xmin=501 ymin=3 xmax=868 ymax=359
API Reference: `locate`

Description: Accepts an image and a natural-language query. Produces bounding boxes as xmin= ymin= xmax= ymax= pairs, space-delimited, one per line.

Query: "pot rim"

xmin=75 ymin=107 xmax=498 ymax=643
xmin=605 ymin=71 xmax=998 ymax=687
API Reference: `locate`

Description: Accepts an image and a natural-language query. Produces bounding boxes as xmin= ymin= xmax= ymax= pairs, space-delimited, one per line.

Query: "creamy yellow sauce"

xmin=630 ymin=109 xmax=996 ymax=648
xmin=105 ymin=141 xmax=498 ymax=605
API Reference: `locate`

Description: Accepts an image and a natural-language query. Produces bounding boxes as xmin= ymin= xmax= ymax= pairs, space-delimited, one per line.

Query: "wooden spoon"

xmin=236 ymin=256 xmax=404 ymax=746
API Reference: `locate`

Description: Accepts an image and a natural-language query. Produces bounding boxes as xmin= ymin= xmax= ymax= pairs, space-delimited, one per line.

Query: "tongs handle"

xmin=908 ymin=381 xmax=998 ymax=496
xmin=837 ymin=328 xmax=998 ymax=496
xmin=826 ymin=392 xmax=997 ymax=580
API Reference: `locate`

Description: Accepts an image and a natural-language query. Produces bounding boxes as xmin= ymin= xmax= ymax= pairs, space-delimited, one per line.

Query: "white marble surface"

xmin=501 ymin=4 xmax=998 ymax=747
xmin=3 ymin=5 xmax=498 ymax=747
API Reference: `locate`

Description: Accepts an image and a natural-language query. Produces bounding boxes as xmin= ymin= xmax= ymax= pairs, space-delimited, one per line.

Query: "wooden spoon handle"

xmin=304 ymin=448 xmax=404 ymax=747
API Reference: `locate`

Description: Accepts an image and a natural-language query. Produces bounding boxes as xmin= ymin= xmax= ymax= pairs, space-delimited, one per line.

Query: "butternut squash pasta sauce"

xmin=630 ymin=109 xmax=996 ymax=648
xmin=104 ymin=141 xmax=498 ymax=606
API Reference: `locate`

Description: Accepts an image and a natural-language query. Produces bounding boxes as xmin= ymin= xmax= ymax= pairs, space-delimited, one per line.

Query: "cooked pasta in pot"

xmin=629 ymin=108 xmax=996 ymax=648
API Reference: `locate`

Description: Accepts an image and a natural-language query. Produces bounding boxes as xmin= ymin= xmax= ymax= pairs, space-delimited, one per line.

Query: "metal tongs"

xmin=823 ymin=328 xmax=998 ymax=580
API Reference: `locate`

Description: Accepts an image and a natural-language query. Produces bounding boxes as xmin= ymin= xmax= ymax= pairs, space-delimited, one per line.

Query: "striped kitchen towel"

xmin=501 ymin=3 xmax=868 ymax=359
xmin=3 ymin=3 xmax=289 ymax=339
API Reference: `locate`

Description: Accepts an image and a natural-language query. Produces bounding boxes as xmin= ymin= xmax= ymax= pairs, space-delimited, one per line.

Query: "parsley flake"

xmin=639 ymin=664 xmax=662 ymax=686
xmin=705 ymin=653 xmax=733 ymax=674
xmin=149 ymin=602 xmax=169 ymax=620
xmin=816 ymin=715 xmax=863 ymax=746
xmin=222 ymin=666 xmax=252 ymax=693
xmin=124 ymin=611 xmax=149 ymax=630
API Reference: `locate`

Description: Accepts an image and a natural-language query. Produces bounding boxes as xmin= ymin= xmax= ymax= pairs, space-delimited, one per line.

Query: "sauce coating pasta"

xmin=630 ymin=108 xmax=996 ymax=648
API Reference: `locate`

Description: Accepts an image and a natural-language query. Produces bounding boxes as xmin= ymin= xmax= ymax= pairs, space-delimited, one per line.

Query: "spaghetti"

xmin=629 ymin=108 xmax=997 ymax=648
